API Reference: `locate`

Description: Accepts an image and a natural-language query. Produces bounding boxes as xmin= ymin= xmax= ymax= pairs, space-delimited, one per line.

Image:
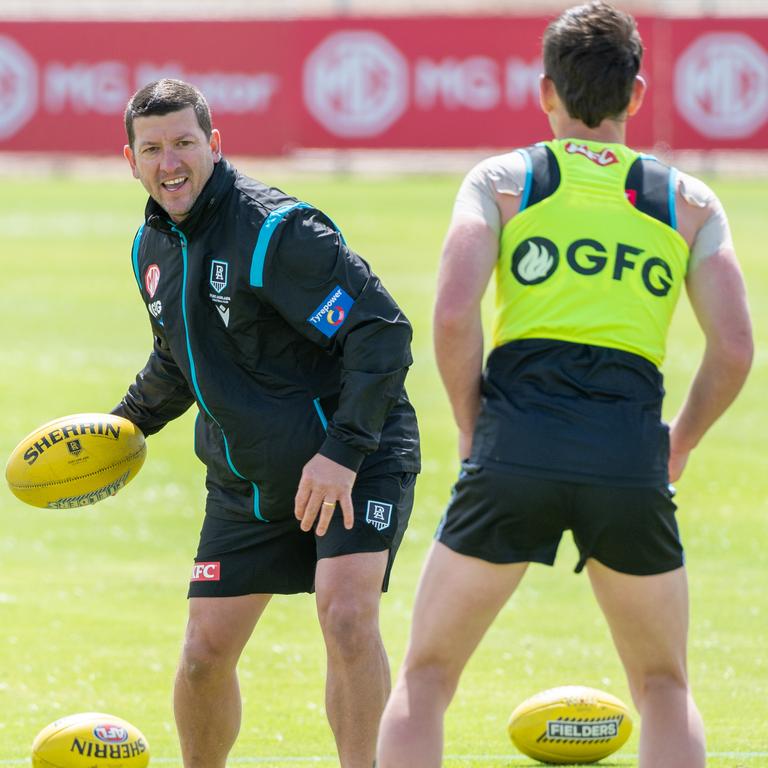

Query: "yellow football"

xmin=508 ymin=685 xmax=632 ymax=764
xmin=5 ymin=413 xmax=146 ymax=509
xmin=31 ymin=712 xmax=149 ymax=768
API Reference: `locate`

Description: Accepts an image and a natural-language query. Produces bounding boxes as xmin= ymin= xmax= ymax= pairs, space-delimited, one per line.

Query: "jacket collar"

xmin=144 ymin=158 xmax=237 ymax=235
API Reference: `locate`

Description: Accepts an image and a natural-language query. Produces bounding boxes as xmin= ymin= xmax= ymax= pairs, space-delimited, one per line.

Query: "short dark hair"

xmin=124 ymin=78 xmax=212 ymax=147
xmin=542 ymin=1 xmax=643 ymax=128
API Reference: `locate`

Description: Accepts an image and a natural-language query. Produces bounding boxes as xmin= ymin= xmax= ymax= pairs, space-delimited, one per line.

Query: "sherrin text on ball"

xmin=31 ymin=711 xmax=150 ymax=768
xmin=5 ymin=413 xmax=145 ymax=509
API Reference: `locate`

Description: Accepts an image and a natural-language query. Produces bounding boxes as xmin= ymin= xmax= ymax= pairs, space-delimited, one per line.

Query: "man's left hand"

xmin=294 ymin=453 xmax=357 ymax=536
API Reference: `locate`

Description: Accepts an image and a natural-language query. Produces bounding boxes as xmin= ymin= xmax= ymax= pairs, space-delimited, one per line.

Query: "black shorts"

xmin=436 ymin=462 xmax=683 ymax=576
xmin=188 ymin=471 xmax=416 ymax=597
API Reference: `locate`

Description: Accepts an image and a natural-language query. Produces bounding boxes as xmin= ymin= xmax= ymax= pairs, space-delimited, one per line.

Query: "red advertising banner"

xmin=665 ymin=18 xmax=768 ymax=149
xmin=0 ymin=17 xmax=765 ymax=154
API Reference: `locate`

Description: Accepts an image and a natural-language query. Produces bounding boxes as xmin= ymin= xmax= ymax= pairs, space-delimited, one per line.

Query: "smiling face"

xmin=124 ymin=106 xmax=221 ymax=223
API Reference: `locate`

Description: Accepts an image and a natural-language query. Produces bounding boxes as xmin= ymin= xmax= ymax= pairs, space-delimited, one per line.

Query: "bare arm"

xmin=433 ymin=214 xmax=499 ymax=459
xmin=668 ymin=246 xmax=753 ymax=481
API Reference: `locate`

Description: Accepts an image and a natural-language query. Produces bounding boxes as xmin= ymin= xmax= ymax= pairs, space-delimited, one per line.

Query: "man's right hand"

xmin=434 ymin=214 xmax=497 ymax=470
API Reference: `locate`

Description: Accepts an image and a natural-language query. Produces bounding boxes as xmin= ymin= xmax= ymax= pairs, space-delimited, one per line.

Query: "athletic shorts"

xmin=188 ymin=471 xmax=416 ymax=597
xmin=436 ymin=462 xmax=683 ymax=576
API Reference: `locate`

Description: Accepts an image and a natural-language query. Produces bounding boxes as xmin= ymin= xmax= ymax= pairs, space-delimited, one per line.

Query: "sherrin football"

xmin=32 ymin=712 xmax=149 ymax=768
xmin=5 ymin=413 xmax=145 ymax=509
xmin=508 ymin=685 xmax=632 ymax=764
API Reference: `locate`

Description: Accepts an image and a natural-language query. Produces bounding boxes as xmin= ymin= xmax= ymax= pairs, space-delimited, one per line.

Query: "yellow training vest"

xmin=495 ymin=139 xmax=689 ymax=367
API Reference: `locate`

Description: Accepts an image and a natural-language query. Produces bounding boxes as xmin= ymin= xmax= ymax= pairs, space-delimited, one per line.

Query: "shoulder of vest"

xmin=518 ymin=143 xmax=561 ymax=213
xmin=624 ymin=154 xmax=678 ymax=230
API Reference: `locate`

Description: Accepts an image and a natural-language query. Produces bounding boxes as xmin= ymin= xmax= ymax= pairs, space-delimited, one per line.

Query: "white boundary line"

xmin=2 ymin=150 xmax=768 ymax=179
xmin=5 ymin=752 xmax=768 ymax=764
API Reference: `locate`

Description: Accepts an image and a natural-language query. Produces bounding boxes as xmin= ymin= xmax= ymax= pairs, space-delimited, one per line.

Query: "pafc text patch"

xmin=308 ymin=285 xmax=354 ymax=338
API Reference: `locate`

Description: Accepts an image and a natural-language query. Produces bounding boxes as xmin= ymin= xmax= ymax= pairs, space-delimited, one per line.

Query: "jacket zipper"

xmin=172 ymin=224 xmax=266 ymax=522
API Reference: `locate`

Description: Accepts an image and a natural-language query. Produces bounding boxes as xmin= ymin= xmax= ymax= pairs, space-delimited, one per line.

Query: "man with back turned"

xmin=377 ymin=4 xmax=752 ymax=767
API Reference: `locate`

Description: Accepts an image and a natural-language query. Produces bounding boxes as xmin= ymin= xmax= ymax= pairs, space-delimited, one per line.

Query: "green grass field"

xmin=0 ymin=167 xmax=766 ymax=767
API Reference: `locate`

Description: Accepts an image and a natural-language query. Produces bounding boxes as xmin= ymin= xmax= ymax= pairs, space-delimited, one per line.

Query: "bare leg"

xmin=587 ymin=560 xmax=706 ymax=768
xmin=315 ymin=551 xmax=390 ymax=768
xmin=377 ymin=542 xmax=528 ymax=768
xmin=174 ymin=594 xmax=271 ymax=768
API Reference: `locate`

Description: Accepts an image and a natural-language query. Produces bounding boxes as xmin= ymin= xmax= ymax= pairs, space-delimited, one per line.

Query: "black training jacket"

xmin=113 ymin=159 xmax=420 ymax=521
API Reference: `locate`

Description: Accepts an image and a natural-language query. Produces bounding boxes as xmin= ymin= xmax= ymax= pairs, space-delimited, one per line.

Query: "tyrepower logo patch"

xmin=307 ymin=285 xmax=354 ymax=338
xmin=564 ymin=141 xmax=618 ymax=166
xmin=191 ymin=562 xmax=221 ymax=582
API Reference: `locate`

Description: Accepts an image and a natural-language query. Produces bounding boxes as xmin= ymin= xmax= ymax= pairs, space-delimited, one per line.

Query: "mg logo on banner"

xmin=303 ymin=30 xmax=409 ymax=137
xmin=0 ymin=35 xmax=38 ymax=140
xmin=675 ymin=32 xmax=768 ymax=139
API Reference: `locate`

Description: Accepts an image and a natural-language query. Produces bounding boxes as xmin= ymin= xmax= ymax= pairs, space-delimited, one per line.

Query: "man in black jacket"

xmin=115 ymin=78 xmax=420 ymax=768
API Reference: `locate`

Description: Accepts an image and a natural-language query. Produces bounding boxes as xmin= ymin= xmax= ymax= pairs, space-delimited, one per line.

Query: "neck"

xmin=552 ymin=116 xmax=627 ymax=145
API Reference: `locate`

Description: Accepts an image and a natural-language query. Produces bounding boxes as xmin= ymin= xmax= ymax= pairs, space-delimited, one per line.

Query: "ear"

xmin=626 ymin=75 xmax=647 ymax=117
xmin=539 ymin=74 xmax=558 ymax=115
xmin=123 ymin=144 xmax=140 ymax=179
xmin=210 ymin=129 xmax=222 ymax=162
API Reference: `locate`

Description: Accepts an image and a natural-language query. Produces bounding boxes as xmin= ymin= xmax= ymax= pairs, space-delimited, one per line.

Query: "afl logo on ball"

xmin=144 ymin=264 xmax=161 ymax=298
xmin=511 ymin=238 xmax=559 ymax=285
xmin=93 ymin=724 xmax=129 ymax=743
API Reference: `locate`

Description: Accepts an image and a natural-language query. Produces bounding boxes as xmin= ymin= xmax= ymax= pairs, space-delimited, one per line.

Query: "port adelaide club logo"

xmin=210 ymin=260 xmax=228 ymax=293
xmin=512 ymin=237 xmax=559 ymax=285
xmin=366 ymin=500 xmax=393 ymax=531
xmin=209 ymin=260 xmax=232 ymax=327
xmin=66 ymin=439 xmax=83 ymax=456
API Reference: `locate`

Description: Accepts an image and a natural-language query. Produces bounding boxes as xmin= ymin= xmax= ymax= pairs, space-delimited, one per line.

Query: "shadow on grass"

xmin=504 ymin=763 xmax=634 ymax=768
xmin=446 ymin=761 xmax=635 ymax=767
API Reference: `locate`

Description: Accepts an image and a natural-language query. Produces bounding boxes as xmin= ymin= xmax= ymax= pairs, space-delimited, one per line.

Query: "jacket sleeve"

xmin=259 ymin=208 xmax=413 ymax=472
xmin=111 ymin=325 xmax=195 ymax=436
